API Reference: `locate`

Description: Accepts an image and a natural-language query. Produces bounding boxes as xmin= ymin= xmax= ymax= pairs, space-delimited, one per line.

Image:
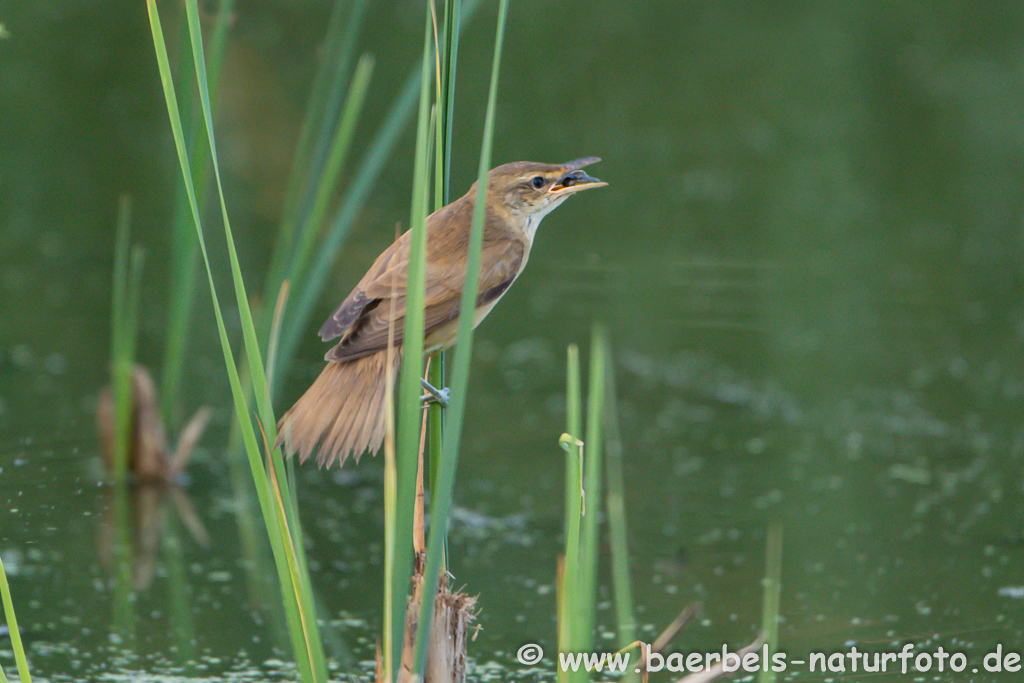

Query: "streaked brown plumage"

xmin=275 ymin=157 xmax=606 ymax=468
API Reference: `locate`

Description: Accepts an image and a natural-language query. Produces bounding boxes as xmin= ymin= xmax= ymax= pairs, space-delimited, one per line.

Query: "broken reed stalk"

xmin=379 ymin=355 xmax=476 ymax=683
xmin=394 ymin=554 xmax=477 ymax=683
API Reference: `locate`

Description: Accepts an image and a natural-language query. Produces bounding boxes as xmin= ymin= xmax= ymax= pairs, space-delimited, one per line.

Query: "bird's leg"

xmin=420 ymin=377 xmax=450 ymax=407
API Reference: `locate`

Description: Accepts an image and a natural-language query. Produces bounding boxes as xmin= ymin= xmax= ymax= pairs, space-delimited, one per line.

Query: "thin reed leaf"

xmin=274 ymin=68 xmax=418 ymax=392
xmin=388 ymin=8 xmax=436 ymax=674
xmin=161 ymin=197 xmax=200 ymax=428
xmin=181 ymin=0 xmax=276 ymax=443
xmin=116 ymin=247 xmax=146 ymax=481
xmin=263 ymin=426 xmax=322 ymax=681
xmin=109 ymin=198 xmax=145 ymax=483
xmin=425 ymin=0 xmax=460 ymax=562
xmin=759 ymin=521 xmax=783 ymax=683
xmin=0 ymin=555 xmax=31 ymax=683
xmin=184 ymin=0 xmax=326 ymax=671
xmin=108 ymin=195 xmax=129 ymax=480
xmin=576 ymin=323 xmax=608 ymax=650
xmin=275 ymin=0 xmax=371 ymax=250
xmin=146 ymin=1 xmax=326 ymax=678
xmin=161 ymin=0 xmax=233 ymax=428
xmin=426 ymin=354 xmax=445 ymax=521
xmin=603 ymin=345 xmax=638 ymax=683
xmin=110 ymin=194 xmax=131 ymax=360
xmin=381 ymin=263 xmax=402 ymax=682
xmin=382 ymin=422 xmax=398 ymax=682
xmin=179 ymin=6 xmax=321 ymax=645
xmin=438 ymin=0 xmax=460 ymax=203
xmin=266 ymin=281 xmax=291 ymax=396
xmin=412 ymin=0 xmax=509 ymax=675
xmin=558 ymin=344 xmax=584 ymax=683
xmin=284 ymin=54 xmax=374 ymax=297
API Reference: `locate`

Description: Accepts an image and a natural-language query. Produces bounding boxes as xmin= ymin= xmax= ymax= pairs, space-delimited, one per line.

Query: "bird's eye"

xmin=531 ymin=176 xmax=545 ymax=189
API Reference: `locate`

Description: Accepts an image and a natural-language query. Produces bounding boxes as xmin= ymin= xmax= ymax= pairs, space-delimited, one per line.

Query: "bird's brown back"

xmin=318 ymin=190 xmax=528 ymax=363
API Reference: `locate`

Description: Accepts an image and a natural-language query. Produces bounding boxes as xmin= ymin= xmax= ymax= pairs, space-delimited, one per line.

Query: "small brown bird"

xmin=276 ymin=157 xmax=606 ymax=467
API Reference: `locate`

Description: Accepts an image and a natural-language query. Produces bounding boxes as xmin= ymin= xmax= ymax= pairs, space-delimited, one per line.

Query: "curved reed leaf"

xmin=0 ymin=555 xmax=31 ymax=683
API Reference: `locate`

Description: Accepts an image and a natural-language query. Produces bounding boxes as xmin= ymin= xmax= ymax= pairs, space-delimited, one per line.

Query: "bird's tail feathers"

xmin=275 ymin=350 xmax=402 ymax=468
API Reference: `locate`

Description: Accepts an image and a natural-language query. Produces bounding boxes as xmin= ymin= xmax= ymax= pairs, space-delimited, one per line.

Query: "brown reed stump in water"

xmin=96 ymin=364 xmax=209 ymax=482
xmin=385 ymin=551 xmax=477 ymax=683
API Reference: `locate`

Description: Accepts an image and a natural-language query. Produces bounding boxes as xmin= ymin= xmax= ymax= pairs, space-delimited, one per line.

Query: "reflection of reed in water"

xmin=95 ymin=364 xmax=211 ymax=590
xmin=95 ymin=483 xmax=210 ymax=590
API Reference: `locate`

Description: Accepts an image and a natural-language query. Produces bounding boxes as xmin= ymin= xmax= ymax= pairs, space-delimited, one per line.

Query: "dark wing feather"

xmin=318 ymin=230 xmax=413 ymax=342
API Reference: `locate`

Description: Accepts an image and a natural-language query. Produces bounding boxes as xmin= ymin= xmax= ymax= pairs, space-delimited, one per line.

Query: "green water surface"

xmin=2 ymin=2 xmax=1024 ymax=680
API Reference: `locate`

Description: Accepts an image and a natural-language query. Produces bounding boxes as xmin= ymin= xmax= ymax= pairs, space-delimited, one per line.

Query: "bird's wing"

xmin=323 ymin=234 xmax=525 ymax=363
xmin=317 ymin=232 xmax=412 ymax=342
xmin=318 ymin=199 xmax=469 ymax=342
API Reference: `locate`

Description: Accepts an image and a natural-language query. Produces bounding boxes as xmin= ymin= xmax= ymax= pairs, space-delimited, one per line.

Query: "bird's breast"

xmin=422 ymin=282 xmax=516 ymax=354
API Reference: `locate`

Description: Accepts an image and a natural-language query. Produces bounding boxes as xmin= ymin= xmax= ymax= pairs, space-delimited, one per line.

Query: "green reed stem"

xmin=412 ymin=0 xmax=509 ymax=675
xmin=576 ymin=324 xmax=607 ymax=651
xmin=425 ymin=0 xmax=461 ymax=566
xmin=603 ymin=340 xmax=637 ymax=683
xmin=0 ymin=555 xmax=30 ymax=683
xmin=558 ymin=344 xmax=583 ymax=683
xmin=759 ymin=521 xmax=784 ymax=683
xmin=388 ymin=8 xmax=436 ymax=676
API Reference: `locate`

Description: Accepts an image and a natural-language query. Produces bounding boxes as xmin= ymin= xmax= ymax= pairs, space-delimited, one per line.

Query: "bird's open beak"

xmin=551 ymin=157 xmax=608 ymax=194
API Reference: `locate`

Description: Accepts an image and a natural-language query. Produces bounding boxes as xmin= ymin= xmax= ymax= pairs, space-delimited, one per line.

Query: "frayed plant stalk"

xmin=381 ymin=552 xmax=477 ymax=683
xmin=97 ymin=364 xmax=210 ymax=483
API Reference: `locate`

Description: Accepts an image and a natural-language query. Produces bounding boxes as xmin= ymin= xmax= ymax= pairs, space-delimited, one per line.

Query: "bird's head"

xmin=476 ymin=157 xmax=606 ymax=236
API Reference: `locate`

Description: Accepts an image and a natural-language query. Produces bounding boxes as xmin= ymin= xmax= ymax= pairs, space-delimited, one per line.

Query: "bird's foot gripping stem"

xmin=420 ymin=378 xmax=450 ymax=407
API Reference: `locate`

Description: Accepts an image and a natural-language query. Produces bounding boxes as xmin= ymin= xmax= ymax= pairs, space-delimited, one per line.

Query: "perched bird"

xmin=276 ymin=157 xmax=606 ymax=467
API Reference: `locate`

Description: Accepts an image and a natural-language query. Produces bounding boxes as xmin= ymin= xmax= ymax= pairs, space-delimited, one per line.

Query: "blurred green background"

xmin=3 ymin=1 xmax=1024 ymax=680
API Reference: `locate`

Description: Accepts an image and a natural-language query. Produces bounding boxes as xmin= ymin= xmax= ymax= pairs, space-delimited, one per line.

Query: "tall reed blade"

xmin=109 ymin=193 xmax=146 ymax=484
xmin=146 ymin=1 xmax=326 ymax=678
xmin=280 ymin=54 xmax=375 ymax=313
xmin=275 ymin=0 xmax=371 ymax=251
xmin=425 ymin=0 xmax=460 ymax=557
xmin=759 ymin=522 xmax=784 ymax=683
xmin=603 ymin=337 xmax=638 ymax=683
xmin=411 ymin=0 xmax=510 ymax=676
xmin=576 ymin=324 xmax=608 ymax=653
xmin=178 ymin=4 xmax=319 ymax=628
xmin=388 ymin=7 xmax=437 ymax=676
xmin=438 ymin=0 xmax=460 ymax=204
xmin=160 ymin=0 xmax=234 ymax=429
xmin=558 ymin=344 xmax=583 ymax=683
